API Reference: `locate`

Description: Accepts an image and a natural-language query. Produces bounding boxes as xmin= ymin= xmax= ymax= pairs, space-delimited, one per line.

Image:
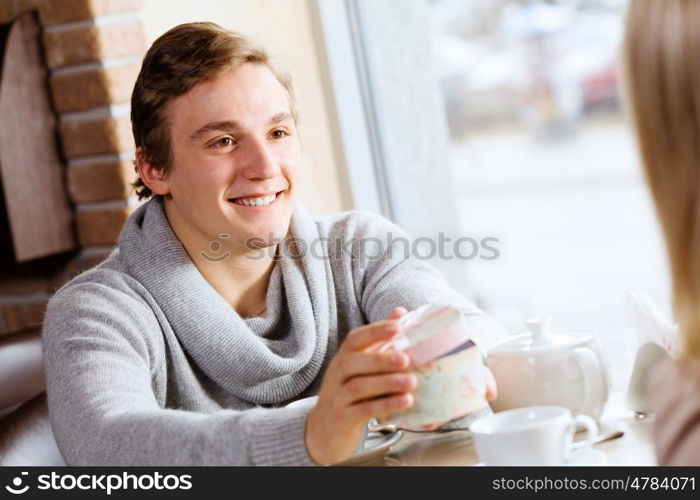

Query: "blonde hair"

xmin=624 ymin=0 xmax=700 ymax=357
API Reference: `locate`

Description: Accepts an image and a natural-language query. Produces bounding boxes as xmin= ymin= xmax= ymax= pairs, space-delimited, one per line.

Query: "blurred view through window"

xmin=428 ymin=0 xmax=669 ymax=383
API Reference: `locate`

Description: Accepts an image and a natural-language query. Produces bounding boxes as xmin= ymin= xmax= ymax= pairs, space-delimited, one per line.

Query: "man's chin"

xmin=244 ymin=238 xmax=276 ymax=251
xmin=242 ymin=228 xmax=289 ymax=251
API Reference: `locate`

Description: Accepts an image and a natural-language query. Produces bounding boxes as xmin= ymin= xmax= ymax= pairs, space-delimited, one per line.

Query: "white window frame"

xmin=312 ymin=0 xmax=472 ymax=295
xmin=312 ymin=0 xmax=394 ymax=219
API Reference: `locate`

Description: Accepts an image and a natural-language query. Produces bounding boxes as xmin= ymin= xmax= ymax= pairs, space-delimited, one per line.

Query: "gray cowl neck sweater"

xmin=42 ymin=196 xmax=503 ymax=466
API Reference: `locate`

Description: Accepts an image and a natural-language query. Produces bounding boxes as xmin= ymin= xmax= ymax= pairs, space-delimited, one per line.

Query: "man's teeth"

xmin=232 ymin=192 xmax=277 ymax=206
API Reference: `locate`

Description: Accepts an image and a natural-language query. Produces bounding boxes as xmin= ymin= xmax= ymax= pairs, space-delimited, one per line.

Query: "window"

xmin=319 ymin=0 xmax=671 ymax=390
xmin=427 ymin=0 xmax=670 ymax=387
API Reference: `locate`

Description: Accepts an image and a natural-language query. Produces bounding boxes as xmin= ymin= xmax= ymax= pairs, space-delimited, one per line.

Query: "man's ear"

xmin=135 ymin=147 xmax=171 ymax=196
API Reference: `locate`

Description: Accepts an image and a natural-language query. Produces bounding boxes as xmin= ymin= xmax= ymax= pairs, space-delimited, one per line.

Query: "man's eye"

xmin=212 ymin=137 xmax=235 ymax=148
xmin=270 ymin=129 xmax=289 ymax=139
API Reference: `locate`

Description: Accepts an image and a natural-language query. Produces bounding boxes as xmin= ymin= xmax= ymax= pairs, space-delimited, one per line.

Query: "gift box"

xmin=385 ymin=305 xmax=488 ymax=430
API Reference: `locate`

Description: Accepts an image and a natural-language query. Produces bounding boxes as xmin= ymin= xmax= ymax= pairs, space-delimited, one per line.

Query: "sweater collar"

xmin=117 ymin=196 xmax=334 ymax=404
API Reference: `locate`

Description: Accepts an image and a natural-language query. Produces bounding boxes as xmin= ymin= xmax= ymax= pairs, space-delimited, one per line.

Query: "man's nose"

xmin=240 ymin=137 xmax=280 ymax=179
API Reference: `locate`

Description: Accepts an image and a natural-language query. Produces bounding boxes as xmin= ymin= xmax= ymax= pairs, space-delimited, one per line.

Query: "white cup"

xmin=470 ymin=406 xmax=598 ymax=466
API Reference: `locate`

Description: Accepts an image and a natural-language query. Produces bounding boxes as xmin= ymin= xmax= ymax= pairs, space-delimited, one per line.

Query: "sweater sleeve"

xmin=347 ymin=211 xmax=508 ymax=348
xmin=42 ymin=279 xmax=317 ymax=466
xmin=650 ymin=357 xmax=700 ymax=465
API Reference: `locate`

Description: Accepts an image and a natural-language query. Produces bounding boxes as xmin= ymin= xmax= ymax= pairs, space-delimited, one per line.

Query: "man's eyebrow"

xmin=189 ymin=112 xmax=293 ymax=142
xmin=269 ymin=112 xmax=293 ymax=125
xmin=189 ymin=120 xmax=239 ymax=141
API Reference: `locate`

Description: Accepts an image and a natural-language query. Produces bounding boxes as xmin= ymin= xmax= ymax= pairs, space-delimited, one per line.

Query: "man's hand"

xmin=305 ymin=308 xmax=417 ymax=465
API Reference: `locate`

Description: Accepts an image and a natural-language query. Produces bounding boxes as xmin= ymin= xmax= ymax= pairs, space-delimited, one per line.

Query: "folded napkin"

xmin=625 ymin=291 xmax=676 ymax=413
xmin=625 ymin=290 xmax=678 ymax=357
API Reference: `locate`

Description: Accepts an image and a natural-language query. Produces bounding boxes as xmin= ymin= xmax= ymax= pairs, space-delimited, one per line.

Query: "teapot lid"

xmin=488 ymin=317 xmax=593 ymax=354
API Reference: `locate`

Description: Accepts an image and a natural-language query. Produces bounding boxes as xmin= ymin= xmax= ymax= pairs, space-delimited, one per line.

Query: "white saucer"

xmin=334 ymin=431 xmax=403 ymax=466
xmin=562 ymin=448 xmax=607 ymax=466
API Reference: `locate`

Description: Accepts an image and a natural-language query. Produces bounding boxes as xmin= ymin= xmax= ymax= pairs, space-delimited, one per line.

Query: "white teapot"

xmin=485 ymin=317 xmax=611 ymax=420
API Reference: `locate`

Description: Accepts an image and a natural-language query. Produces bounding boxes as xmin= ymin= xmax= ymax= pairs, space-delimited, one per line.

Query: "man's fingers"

xmin=341 ymin=321 xmax=401 ymax=353
xmin=334 ymin=351 xmax=410 ymax=382
xmin=339 ymin=372 xmax=418 ymax=407
xmin=485 ymin=366 xmax=498 ymax=402
xmin=388 ymin=306 xmax=408 ymax=320
xmin=347 ymin=393 xmax=414 ymax=421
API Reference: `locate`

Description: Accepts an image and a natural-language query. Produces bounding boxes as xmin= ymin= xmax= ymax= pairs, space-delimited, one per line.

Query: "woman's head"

xmin=624 ymin=0 xmax=700 ymax=356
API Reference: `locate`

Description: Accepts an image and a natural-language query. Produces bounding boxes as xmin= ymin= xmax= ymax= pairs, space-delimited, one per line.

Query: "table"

xmin=372 ymin=393 xmax=656 ymax=466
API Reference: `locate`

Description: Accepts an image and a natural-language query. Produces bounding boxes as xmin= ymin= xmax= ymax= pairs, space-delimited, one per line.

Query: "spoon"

xmin=368 ymin=424 xmax=470 ymax=437
xmin=571 ymin=429 xmax=625 ymax=449
xmin=370 ymin=425 xmax=625 ymax=447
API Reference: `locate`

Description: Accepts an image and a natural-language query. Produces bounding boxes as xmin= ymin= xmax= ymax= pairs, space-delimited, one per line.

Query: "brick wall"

xmin=0 ymin=0 xmax=146 ymax=336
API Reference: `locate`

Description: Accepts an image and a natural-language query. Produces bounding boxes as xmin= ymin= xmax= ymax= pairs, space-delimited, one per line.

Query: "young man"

xmin=42 ymin=22 xmax=501 ymax=466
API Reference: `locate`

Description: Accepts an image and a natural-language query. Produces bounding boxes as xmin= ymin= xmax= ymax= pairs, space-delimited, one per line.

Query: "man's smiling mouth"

xmin=229 ymin=191 xmax=283 ymax=207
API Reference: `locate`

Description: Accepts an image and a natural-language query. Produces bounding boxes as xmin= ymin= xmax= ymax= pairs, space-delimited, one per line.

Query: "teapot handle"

xmin=571 ymin=347 xmax=607 ymax=419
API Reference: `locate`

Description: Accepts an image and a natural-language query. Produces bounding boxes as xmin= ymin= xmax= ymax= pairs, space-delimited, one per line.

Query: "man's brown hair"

xmin=131 ymin=22 xmax=297 ymax=199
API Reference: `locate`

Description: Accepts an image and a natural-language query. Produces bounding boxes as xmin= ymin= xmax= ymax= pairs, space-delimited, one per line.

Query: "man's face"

xmin=161 ymin=63 xmax=301 ymax=254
